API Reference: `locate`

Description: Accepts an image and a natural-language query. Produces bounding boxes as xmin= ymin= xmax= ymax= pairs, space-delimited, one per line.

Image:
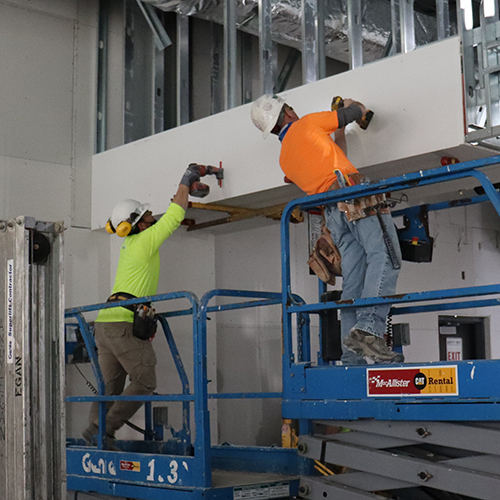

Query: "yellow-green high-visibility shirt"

xmin=96 ymin=202 xmax=185 ymax=323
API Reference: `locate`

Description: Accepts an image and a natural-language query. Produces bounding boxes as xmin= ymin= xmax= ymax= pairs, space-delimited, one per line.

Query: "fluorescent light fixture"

xmin=484 ymin=0 xmax=496 ymax=17
xmin=461 ymin=0 xmax=474 ymax=30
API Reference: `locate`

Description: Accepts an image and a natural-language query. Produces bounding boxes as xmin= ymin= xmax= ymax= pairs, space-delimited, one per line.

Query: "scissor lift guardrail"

xmin=65 ymin=290 xmax=309 ymax=499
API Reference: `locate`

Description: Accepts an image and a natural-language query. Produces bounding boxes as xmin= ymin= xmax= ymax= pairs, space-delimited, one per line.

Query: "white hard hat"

xmin=251 ymin=94 xmax=286 ymax=139
xmin=106 ymin=199 xmax=151 ymax=237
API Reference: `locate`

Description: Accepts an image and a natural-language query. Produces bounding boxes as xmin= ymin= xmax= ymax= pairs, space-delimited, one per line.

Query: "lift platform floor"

xmin=66 ymin=444 xmax=301 ymax=500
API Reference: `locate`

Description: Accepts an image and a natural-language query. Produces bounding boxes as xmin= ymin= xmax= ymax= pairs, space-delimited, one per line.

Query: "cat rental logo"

xmin=367 ymin=365 xmax=458 ymax=397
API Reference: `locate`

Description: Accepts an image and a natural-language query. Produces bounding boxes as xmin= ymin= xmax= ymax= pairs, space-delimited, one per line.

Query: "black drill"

xmin=189 ymin=164 xmax=224 ymax=198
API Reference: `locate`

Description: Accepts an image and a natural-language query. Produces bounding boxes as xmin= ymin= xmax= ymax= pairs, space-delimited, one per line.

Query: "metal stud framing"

xmin=224 ymin=0 xmax=237 ymax=109
xmin=177 ymin=14 xmax=190 ymax=125
xmin=400 ymin=0 xmax=416 ymax=52
xmin=211 ymin=23 xmax=224 ymax=115
xmin=463 ymin=2 xmax=500 ymax=146
xmin=96 ymin=0 xmax=110 ymax=153
xmin=259 ymin=0 xmax=274 ymax=94
xmin=436 ymin=0 xmax=450 ymax=40
xmin=347 ymin=0 xmax=363 ymax=69
xmin=302 ymin=0 xmax=326 ymax=83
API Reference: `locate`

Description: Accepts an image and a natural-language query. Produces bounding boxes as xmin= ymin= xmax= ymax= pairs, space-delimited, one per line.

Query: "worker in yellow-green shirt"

xmin=83 ymin=164 xmax=203 ymax=450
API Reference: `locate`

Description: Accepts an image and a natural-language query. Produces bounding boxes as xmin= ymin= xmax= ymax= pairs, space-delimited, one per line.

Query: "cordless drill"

xmin=189 ymin=163 xmax=224 ymax=198
xmin=331 ymin=96 xmax=374 ymax=130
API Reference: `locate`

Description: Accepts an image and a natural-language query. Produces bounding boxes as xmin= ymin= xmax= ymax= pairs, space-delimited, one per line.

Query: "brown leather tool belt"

xmin=329 ymin=172 xmax=390 ymax=222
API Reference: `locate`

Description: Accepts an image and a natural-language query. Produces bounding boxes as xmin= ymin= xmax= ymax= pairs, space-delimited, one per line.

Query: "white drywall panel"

xmin=287 ymin=37 xmax=464 ymax=168
xmin=0 ymin=3 xmax=75 ymax=166
xmin=92 ymin=37 xmax=465 ymax=230
xmin=65 ymin=228 xmax=111 ymax=441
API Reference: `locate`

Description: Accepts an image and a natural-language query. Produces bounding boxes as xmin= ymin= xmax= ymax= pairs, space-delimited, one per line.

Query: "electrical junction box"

xmin=393 ymin=323 xmax=411 ymax=346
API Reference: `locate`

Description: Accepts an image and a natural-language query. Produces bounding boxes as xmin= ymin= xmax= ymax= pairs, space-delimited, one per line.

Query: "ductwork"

xmin=143 ymin=0 xmax=444 ymax=64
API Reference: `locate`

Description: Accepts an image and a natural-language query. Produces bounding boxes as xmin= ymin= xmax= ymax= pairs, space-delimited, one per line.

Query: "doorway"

xmin=438 ymin=316 xmax=487 ymax=361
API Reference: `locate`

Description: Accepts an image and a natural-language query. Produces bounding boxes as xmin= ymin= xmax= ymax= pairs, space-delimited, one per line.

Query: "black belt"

xmin=107 ymin=292 xmax=151 ymax=312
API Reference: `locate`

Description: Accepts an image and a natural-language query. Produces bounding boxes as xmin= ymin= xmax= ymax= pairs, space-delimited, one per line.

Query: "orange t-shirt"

xmin=279 ymin=111 xmax=359 ymax=195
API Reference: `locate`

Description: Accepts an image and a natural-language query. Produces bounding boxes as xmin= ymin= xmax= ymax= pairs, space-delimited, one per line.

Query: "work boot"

xmin=343 ymin=328 xmax=404 ymax=363
xmin=82 ymin=423 xmax=99 ymax=446
xmin=105 ymin=434 xmax=120 ymax=452
xmin=82 ymin=423 xmax=120 ymax=451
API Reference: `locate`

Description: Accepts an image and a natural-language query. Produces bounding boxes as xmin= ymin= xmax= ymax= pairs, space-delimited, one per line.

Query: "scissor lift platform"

xmin=66 ymin=444 xmax=301 ymax=500
xmin=280 ymin=359 xmax=500 ymax=499
xmin=282 ymin=358 xmax=500 ymax=421
xmin=66 ymin=290 xmax=309 ymax=499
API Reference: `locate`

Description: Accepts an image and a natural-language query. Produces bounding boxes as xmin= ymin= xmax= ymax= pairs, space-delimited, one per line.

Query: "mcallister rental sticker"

xmin=120 ymin=460 xmax=140 ymax=472
xmin=367 ymin=365 xmax=458 ymax=397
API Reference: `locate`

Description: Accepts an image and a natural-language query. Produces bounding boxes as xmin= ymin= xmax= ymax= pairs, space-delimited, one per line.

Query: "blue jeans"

xmin=324 ymin=205 xmax=402 ymax=365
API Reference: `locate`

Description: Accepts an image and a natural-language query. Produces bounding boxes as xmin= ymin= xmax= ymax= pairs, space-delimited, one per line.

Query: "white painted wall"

xmin=0 ymin=2 xmax=116 ymax=498
xmin=0 ymin=0 xmax=99 ymax=228
xmin=212 ymin=221 xmax=320 ymax=446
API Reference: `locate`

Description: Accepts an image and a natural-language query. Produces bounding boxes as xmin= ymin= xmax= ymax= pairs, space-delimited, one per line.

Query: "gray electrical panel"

xmin=0 ymin=217 xmax=65 ymax=500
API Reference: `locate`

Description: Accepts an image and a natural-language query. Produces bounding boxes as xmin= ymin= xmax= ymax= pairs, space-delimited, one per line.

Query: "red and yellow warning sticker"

xmin=120 ymin=460 xmax=141 ymax=472
xmin=367 ymin=365 xmax=458 ymax=397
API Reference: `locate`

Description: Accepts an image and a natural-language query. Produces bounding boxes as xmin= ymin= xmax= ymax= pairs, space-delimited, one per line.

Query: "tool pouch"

xmin=107 ymin=292 xmax=157 ymax=341
xmin=307 ymin=224 xmax=342 ymax=284
xmin=330 ymin=173 xmax=390 ymax=222
xmin=132 ymin=304 xmax=158 ymax=340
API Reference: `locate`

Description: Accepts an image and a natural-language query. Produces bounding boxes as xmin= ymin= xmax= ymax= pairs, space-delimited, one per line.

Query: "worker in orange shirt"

xmin=251 ymin=94 xmax=403 ymax=365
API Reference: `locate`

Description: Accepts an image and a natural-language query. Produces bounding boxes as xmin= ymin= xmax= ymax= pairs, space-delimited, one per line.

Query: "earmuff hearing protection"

xmin=116 ymin=221 xmax=132 ymax=237
xmin=106 ymin=212 xmax=139 ymax=237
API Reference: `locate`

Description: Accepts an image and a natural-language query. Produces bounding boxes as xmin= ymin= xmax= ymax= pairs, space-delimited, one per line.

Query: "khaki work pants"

xmin=89 ymin=321 xmax=157 ymax=436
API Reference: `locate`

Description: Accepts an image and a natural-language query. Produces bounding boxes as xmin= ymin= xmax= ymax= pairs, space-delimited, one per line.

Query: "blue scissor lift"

xmin=67 ymin=155 xmax=500 ymax=500
xmin=65 ymin=290 xmax=310 ymax=500
xmin=280 ymin=155 xmax=500 ymax=500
